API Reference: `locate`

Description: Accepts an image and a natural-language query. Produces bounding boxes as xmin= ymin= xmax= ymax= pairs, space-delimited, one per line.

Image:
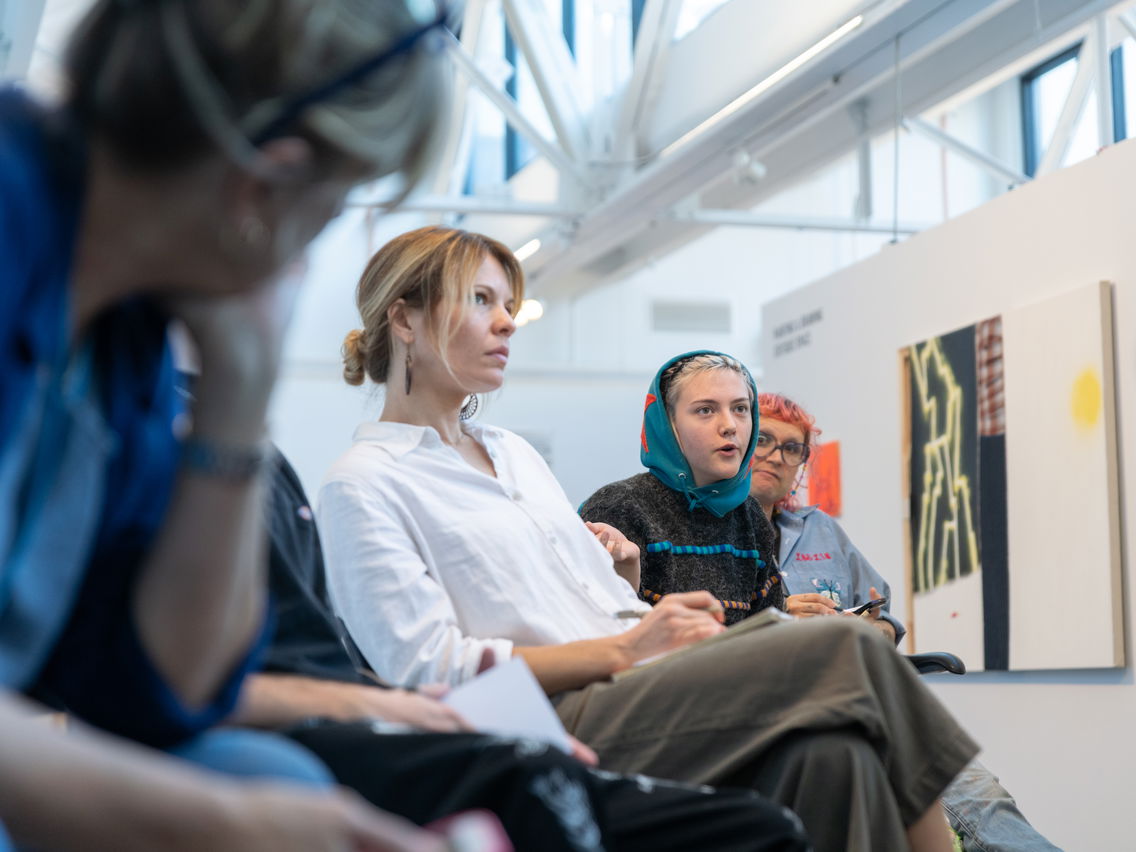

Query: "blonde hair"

xmin=343 ymin=227 xmax=524 ymax=387
xmin=661 ymin=353 xmax=754 ymax=414
xmin=67 ymin=0 xmax=447 ymax=187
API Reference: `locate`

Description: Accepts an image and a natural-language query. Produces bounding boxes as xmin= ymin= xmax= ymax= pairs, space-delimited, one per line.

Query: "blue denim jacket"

xmin=1 ymin=89 xmax=264 ymax=747
xmin=775 ymin=505 xmax=907 ymax=644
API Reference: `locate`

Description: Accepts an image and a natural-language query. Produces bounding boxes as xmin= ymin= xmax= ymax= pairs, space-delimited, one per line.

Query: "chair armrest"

xmin=905 ymin=651 xmax=966 ymax=675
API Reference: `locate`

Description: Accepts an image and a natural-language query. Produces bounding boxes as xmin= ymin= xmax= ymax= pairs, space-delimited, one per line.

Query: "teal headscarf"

xmin=640 ymin=350 xmax=759 ymax=518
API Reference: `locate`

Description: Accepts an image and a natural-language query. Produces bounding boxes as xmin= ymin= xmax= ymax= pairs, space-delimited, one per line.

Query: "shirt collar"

xmin=352 ymin=420 xmax=503 ymax=460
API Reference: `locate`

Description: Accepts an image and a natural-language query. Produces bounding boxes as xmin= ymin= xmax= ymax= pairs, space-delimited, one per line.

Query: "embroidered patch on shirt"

xmin=811 ymin=577 xmax=843 ymax=606
xmin=794 ymin=552 xmax=832 ymax=561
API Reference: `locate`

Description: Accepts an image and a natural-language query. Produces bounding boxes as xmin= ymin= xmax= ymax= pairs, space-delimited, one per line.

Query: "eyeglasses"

xmin=753 ymin=431 xmax=810 ymax=466
xmin=249 ymin=3 xmax=451 ymax=145
xmin=161 ymin=0 xmax=452 ymax=179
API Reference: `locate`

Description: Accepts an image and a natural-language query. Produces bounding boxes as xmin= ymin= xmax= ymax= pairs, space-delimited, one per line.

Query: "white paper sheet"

xmin=442 ymin=657 xmax=572 ymax=753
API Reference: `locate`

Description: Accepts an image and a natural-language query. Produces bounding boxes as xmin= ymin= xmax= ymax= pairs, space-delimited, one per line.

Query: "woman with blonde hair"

xmin=320 ymin=225 xmax=981 ymax=852
xmin=0 ymin=1 xmax=451 ymax=849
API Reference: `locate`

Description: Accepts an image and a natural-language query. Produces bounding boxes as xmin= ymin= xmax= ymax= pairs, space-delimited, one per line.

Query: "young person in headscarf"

xmin=580 ymin=352 xmax=783 ymax=625
xmin=319 ymin=226 xmax=981 ymax=852
xmin=750 ymin=393 xmax=1061 ymax=852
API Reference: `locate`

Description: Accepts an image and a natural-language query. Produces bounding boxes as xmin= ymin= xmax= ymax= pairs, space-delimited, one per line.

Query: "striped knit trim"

xmin=645 ymin=540 xmax=766 ymax=568
xmin=642 ymin=588 xmax=757 ymax=611
xmin=757 ymin=572 xmax=782 ymax=599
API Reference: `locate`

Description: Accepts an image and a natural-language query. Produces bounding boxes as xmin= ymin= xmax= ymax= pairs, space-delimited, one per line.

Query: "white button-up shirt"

xmin=318 ymin=420 xmax=649 ymax=687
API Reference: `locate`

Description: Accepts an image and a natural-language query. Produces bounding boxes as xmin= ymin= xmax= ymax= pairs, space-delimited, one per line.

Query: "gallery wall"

xmin=760 ymin=137 xmax=1136 ymax=849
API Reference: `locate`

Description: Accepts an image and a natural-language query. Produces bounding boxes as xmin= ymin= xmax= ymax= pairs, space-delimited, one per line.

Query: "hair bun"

xmin=342 ymin=328 xmax=367 ymax=386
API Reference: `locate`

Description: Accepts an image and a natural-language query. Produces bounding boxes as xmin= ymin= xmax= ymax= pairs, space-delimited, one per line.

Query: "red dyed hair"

xmin=754 ymin=392 xmax=822 ymax=512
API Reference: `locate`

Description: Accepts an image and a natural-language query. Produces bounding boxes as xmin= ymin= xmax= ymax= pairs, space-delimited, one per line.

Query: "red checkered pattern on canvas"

xmin=976 ymin=316 xmax=1005 ymax=437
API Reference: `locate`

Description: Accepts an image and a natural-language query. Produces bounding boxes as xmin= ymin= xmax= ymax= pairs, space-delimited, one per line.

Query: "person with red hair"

xmin=752 ymin=393 xmax=1059 ymax=852
xmin=749 ymin=393 xmax=903 ymax=643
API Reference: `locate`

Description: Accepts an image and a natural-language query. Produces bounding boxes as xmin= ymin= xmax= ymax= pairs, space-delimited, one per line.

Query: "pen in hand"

xmin=615 ymin=601 xmax=726 ymax=620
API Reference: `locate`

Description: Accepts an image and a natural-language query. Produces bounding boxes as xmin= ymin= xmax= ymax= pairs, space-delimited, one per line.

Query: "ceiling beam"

xmin=431 ymin=0 xmax=489 ymax=198
xmin=904 ymin=114 xmax=1030 ymax=185
xmin=668 ymin=209 xmax=929 ymax=235
xmin=348 ymin=195 xmax=582 ymax=217
xmin=445 ymin=31 xmax=590 ymax=186
xmin=612 ymin=0 xmax=682 ymax=162
xmin=523 ymin=0 xmax=1124 ymax=298
xmin=501 ymin=0 xmax=590 ymax=163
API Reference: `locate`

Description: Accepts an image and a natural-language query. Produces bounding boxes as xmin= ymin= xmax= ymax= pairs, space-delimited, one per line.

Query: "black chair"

xmin=905 ymin=651 xmax=966 ymax=675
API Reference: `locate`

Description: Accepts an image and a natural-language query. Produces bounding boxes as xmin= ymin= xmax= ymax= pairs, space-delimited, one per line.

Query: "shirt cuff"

xmin=458 ymin=637 xmax=515 ymax=683
xmin=90 ymin=609 xmax=274 ymax=749
xmin=881 ymin=611 xmax=907 ymax=646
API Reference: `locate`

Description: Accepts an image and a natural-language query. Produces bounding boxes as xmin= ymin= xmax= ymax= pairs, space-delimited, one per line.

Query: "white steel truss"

xmin=347 ymin=0 xmax=1136 ymax=295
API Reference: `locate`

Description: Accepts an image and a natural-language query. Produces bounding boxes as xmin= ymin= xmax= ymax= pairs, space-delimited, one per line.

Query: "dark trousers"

xmin=286 ymin=723 xmax=809 ymax=852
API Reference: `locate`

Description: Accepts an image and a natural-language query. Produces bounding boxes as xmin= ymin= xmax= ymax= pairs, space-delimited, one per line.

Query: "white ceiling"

xmin=7 ymin=0 xmax=1128 ymax=298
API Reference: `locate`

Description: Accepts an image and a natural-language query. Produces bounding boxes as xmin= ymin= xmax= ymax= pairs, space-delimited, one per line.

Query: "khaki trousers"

xmin=555 ymin=617 xmax=978 ymax=852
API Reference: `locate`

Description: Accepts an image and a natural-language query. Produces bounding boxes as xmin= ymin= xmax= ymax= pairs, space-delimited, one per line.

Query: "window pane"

xmin=467 ymin=6 xmax=508 ymax=193
xmin=510 ymin=52 xmax=556 ymax=175
xmin=1063 ymin=88 xmax=1097 ymax=168
xmin=1028 ymin=51 xmax=1099 ymax=170
xmin=506 ymin=0 xmax=567 ymax=177
xmin=1122 ymin=40 xmax=1136 ymax=140
xmin=579 ymin=0 xmax=633 ymax=103
xmin=1033 ymin=57 xmax=1077 ymax=152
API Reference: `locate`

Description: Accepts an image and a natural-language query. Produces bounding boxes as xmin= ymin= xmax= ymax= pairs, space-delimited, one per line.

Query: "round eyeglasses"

xmin=753 ymin=431 xmax=810 ymax=466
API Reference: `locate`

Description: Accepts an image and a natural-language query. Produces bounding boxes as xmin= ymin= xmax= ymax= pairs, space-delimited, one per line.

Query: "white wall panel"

xmin=761 ymin=139 xmax=1136 ymax=849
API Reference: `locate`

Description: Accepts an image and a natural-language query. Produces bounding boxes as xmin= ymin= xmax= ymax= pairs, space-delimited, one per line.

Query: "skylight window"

xmin=673 ymin=0 xmax=731 ymax=41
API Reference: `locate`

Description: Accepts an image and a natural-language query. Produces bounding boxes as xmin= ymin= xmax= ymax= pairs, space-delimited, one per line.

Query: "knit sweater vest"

xmin=581 ymin=473 xmax=785 ymax=625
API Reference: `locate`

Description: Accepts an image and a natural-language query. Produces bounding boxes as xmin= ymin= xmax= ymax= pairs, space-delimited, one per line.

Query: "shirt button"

xmin=511 ymin=490 xmax=522 ymax=501
xmin=549 ymin=534 xmax=558 ymax=544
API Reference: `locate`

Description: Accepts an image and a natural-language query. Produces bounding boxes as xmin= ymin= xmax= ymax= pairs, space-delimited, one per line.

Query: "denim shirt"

xmin=776 ymin=505 xmax=907 ymax=645
xmin=1 ymin=89 xmax=263 ymax=746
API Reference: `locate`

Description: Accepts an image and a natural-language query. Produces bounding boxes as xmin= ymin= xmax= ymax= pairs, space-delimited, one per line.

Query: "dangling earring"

xmin=791 ymin=464 xmax=807 ymax=497
xmin=459 ymin=394 xmax=479 ymax=421
xmin=404 ymin=347 xmax=413 ymax=395
xmin=238 ymin=215 xmax=271 ymax=249
xmin=219 ymin=214 xmax=271 ymax=257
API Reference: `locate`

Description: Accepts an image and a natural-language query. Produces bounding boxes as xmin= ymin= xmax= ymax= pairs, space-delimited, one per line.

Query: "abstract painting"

xmin=901 ymin=282 xmax=1122 ymax=670
xmin=807 ymin=441 xmax=843 ymax=518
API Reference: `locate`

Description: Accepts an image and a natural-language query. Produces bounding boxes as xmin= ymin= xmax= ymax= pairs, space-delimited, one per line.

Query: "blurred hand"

xmin=584 ymin=522 xmax=640 ymax=568
xmin=857 ymin=587 xmax=886 ymax=622
xmin=167 ymin=264 xmax=305 ymax=442
xmin=566 ymin=735 xmax=599 ymax=767
xmin=307 ymin=681 xmax=471 ymax=734
xmin=168 ymin=263 xmax=303 ymax=383
xmin=621 ymin=591 xmax=725 ymax=664
xmin=215 ymin=785 xmax=447 ymax=852
xmin=363 ymin=688 xmax=471 ymax=734
xmin=785 ymin=593 xmax=840 ymax=618
xmin=861 ymin=587 xmax=897 ymax=642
